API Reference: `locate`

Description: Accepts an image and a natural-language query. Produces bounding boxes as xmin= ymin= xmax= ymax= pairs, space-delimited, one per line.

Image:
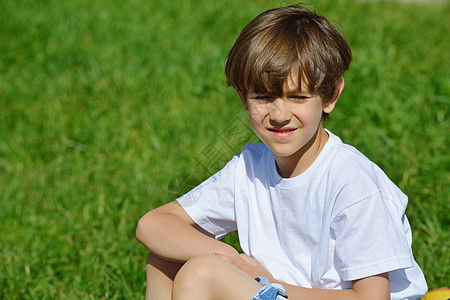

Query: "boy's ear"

xmin=323 ymin=77 xmax=345 ymax=114
xmin=236 ymin=89 xmax=249 ymax=112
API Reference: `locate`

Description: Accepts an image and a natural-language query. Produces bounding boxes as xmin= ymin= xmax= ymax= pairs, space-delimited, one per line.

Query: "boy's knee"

xmin=172 ymin=254 xmax=224 ymax=294
xmin=175 ymin=254 xmax=220 ymax=284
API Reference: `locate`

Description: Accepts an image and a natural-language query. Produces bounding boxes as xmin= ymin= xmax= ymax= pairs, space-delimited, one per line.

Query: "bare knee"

xmin=172 ymin=254 xmax=224 ymax=297
xmin=174 ymin=254 xmax=220 ymax=286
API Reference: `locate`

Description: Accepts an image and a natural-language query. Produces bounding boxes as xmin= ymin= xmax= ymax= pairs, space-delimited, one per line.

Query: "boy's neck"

xmin=274 ymin=126 xmax=329 ymax=178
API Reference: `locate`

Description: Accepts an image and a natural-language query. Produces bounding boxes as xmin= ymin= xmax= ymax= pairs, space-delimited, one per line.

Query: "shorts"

xmin=252 ymin=277 xmax=288 ymax=300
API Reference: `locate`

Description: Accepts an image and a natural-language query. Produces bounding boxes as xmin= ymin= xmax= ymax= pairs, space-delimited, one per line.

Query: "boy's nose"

xmin=269 ymin=98 xmax=291 ymax=123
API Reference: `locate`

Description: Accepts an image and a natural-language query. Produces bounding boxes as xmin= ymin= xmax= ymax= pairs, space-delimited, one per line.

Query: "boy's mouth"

xmin=268 ymin=128 xmax=297 ymax=133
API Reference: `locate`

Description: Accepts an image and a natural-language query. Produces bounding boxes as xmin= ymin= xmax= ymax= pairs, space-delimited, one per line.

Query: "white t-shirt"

xmin=177 ymin=130 xmax=427 ymax=299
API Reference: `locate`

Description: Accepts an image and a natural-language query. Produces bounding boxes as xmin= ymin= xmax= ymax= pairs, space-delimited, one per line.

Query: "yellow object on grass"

xmin=421 ymin=288 xmax=450 ymax=300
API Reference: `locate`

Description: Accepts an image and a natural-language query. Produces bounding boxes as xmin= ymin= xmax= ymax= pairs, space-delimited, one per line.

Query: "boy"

xmin=136 ymin=5 xmax=428 ymax=300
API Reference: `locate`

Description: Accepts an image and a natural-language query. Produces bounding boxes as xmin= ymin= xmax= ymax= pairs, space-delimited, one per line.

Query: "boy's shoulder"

xmin=326 ymin=131 xmax=408 ymax=209
xmin=235 ymin=133 xmax=407 ymax=210
xmin=326 ymin=131 xmax=376 ymax=172
xmin=238 ymin=134 xmax=379 ymax=179
xmin=328 ymin=132 xmax=394 ymax=185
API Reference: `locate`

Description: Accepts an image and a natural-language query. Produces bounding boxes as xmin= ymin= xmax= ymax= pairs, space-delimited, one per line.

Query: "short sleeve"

xmin=176 ymin=155 xmax=240 ymax=239
xmin=331 ymin=192 xmax=414 ymax=281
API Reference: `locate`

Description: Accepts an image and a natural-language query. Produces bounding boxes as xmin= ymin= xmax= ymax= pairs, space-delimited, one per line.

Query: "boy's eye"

xmin=249 ymin=94 xmax=312 ymax=103
xmin=289 ymin=95 xmax=310 ymax=102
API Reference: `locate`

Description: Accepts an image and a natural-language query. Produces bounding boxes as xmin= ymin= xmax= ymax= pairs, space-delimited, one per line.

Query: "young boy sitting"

xmin=136 ymin=4 xmax=428 ymax=300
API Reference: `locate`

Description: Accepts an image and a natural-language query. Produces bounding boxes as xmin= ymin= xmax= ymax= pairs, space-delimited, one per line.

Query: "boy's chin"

xmin=265 ymin=144 xmax=303 ymax=158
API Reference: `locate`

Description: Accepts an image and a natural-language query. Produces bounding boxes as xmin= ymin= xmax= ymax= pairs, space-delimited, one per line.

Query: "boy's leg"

xmin=172 ymin=254 xmax=263 ymax=300
xmin=145 ymin=252 xmax=183 ymax=300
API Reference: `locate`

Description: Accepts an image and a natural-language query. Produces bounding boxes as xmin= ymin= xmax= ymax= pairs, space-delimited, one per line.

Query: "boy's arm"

xmin=135 ymin=201 xmax=241 ymax=263
xmin=218 ymin=253 xmax=390 ymax=300
xmin=277 ymin=273 xmax=389 ymax=300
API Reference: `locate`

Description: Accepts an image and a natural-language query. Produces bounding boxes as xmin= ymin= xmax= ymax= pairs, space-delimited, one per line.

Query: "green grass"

xmin=0 ymin=0 xmax=448 ymax=298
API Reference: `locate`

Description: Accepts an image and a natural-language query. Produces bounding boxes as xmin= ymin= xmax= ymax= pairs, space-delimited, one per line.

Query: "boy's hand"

xmin=214 ymin=253 xmax=275 ymax=282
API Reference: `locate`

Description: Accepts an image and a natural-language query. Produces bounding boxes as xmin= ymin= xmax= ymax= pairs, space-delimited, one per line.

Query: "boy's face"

xmin=244 ymin=72 xmax=336 ymax=163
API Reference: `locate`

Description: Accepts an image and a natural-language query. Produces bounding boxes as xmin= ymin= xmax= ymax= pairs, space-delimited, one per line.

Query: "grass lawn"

xmin=0 ymin=0 xmax=448 ymax=298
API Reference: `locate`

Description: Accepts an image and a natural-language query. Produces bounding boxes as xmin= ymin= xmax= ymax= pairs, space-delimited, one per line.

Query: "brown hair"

xmin=225 ymin=4 xmax=352 ymax=111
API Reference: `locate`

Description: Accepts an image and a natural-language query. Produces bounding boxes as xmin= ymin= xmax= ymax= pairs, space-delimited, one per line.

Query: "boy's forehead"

xmin=285 ymin=72 xmax=309 ymax=92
